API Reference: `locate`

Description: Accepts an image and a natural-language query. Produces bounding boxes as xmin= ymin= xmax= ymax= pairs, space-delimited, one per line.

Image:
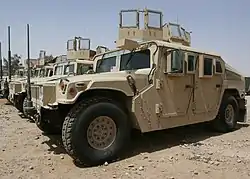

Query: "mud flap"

xmin=238 ymin=99 xmax=247 ymax=123
xmin=238 ymin=108 xmax=247 ymax=123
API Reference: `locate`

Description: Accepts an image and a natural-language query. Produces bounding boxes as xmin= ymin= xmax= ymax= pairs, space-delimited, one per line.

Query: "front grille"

xmin=14 ymin=84 xmax=22 ymax=93
xmin=42 ymin=85 xmax=56 ymax=105
xmin=31 ymin=86 xmax=40 ymax=99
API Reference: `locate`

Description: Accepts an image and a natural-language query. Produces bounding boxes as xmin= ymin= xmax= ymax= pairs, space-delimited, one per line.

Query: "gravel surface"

xmin=0 ymin=97 xmax=250 ymax=179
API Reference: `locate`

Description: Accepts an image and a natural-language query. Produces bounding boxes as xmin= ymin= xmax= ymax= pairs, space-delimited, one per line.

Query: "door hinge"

xmin=155 ymin=103 xmax=163 ymax=114
xmin=156 ymin=79 xmax=162 ymax=89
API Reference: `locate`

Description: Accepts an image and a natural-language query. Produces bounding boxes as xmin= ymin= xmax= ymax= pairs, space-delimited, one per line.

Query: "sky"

xmin=0 ymin=0 xmax=249 ymax=76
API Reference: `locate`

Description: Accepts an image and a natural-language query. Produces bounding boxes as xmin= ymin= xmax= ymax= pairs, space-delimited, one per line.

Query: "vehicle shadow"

xmin=120 ymin=122 xmax=250 ymax=160
xmin=128 ymin=123 xmax=248 ymax=153
xmin=41 ymin=133 xmax=66 ymax=155
xmin=41 ymin=122 xmax=249 ymax=168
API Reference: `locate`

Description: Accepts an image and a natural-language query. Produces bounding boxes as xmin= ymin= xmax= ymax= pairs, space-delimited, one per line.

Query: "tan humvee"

xmin=7 ymin=68 xmax=27 ymax=103
xmin=10 ymin=65 xmax=54 ymax=112
xmin=36 ymin=9 xmax=247 ymax=166
xmin=24 ymin=37 xmax=98 ymax=122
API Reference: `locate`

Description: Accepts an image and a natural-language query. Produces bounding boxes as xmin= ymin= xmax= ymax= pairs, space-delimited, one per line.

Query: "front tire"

xmin=212 ymin=95 xmax=239 ymax=133
xmin=62 ymin=97 xmax=131 ymax=166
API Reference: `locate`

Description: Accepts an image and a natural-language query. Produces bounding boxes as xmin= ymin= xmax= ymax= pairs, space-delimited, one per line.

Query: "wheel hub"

xmin=87 ymin=116 xmax=117 ymax=150
xmin=225 ymin=104 xmax=234 ymax=123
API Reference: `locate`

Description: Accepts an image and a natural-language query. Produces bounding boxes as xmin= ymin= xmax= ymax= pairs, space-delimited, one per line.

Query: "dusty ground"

xmin=0 ymin=97 xmax=250 ymax=179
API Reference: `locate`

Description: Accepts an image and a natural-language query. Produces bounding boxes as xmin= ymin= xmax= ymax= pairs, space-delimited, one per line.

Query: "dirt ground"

xmin=0 ymin=97 xmax=250 ymax=179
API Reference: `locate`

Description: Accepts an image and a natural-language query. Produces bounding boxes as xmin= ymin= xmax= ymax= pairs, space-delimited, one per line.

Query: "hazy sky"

xmin=0 ymin=0 xmax=249 ymax=75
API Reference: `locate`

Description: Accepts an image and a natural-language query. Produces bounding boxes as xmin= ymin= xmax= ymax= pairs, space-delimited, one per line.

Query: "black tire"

xmin=62 ymin=97 xmax=131 ymax=166
xmin=16 ymin=95 xmax=24 ymax=112
xmin=212 ymin=95 xmax=239 ymax=133
xmin=23 ymin=97 xmax=28 ymax=117
xmin=35 ymin=114 xmax=61 ymax=134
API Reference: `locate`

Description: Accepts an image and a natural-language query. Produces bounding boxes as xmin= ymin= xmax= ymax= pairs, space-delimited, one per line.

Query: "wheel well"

xmin=58 ymin=89 xmax=132 ymax=122
xmin=224 ymin=89 xmax=240 ymax=98
xmin=76 ymin=89 xmax=131 ymax=110
xmin=223 ymin=88 xmax=243 ymax=108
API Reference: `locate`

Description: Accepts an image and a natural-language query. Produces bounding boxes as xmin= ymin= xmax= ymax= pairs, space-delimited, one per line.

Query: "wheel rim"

xmin=225 ymin=104 xmax=234 ymax=123
xmin=87 ymin=116 xmax=117 ymax=150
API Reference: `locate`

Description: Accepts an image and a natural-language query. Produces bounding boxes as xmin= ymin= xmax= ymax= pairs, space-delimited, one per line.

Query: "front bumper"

xmin=13 ymin=92 xmax=26 ymax=112
xmin=37 ymin=104 xmax=63 ymax=130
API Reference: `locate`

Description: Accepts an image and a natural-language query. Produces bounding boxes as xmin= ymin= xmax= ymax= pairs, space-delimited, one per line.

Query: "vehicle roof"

xmin=75 ymin=59 xmax=94 ymax=64
xmin=55 ymin=60 xmax=94 ymax=66
xmin=95 ymin=39 xmax=221 ymax=59
xmin=225 ymin=63 xmax=244 ymax=76
xmin=152 ymin=40 xmax=221 ymax=58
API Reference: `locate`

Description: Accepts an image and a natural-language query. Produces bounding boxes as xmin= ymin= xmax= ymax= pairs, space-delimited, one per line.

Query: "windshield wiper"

xmin=125 ymin=50 xmax=136 ymax=70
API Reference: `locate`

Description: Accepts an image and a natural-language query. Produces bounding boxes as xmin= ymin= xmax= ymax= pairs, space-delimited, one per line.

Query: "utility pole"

xmin=7 ymin=26 xmax=11 ymax=81
xmin=0 ymin=42 xmax=2 ymax=80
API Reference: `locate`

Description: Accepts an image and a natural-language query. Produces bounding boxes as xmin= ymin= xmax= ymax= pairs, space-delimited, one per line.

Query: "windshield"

xmin=169 ymin=24 xmax=181 ymax=37
xmin=120 ymin=49 xmax=150 ymax=70
xmin=40 ymin=69 xmax=45 ymax=77
xmin=54 ymin=66 xmax=63 ymax=75
xmin=64 ymin=64 xmax=75 ymax=75
xmin=96 ymin=56 xmax=116 ymax=73
xmin=34 ymin=70 xmax=40 ymax=77
xmin=77 ymin=63 xmax=92 ymax=75
xmin=19 ymin=71 xmax=24 ymax=77
xmin=45 ymin=69 xmax=49 ymax=77
xmin=45 ymin=69 xmax=53 ymax=77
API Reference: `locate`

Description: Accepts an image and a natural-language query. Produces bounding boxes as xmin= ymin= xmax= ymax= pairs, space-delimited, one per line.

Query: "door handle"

xmin=216 ymin=84 xmax=221 ymax=88
xmin=185 ymin=84 xmax=193 ymax=88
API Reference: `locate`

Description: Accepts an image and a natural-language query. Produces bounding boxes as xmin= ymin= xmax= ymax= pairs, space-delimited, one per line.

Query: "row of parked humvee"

xmin=0 ymin=9 xmax=247 ymax=167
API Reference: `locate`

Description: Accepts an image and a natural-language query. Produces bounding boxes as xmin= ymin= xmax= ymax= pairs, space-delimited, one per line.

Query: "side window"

xmin=203 ymin=57 xmax=213 ymax=76
xmin=169 ymin=50 xmax=184 ymax=73
xmin=187 ymin=54 xmax=196 ymax=73
xmin=215 ymin=60 xmax=222 ymax=74
xmin=120 ymin=49 xmax=150 ymax=71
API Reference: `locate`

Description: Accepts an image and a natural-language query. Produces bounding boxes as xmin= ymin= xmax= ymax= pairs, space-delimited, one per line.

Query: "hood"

xmin=30 ymin=75 xmax=68 ymax=84
xmin=67 ymin=71 xmax=135 ymax=83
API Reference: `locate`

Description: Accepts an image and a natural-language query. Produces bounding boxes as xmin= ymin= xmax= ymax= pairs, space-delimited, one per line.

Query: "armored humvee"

xmin=7 ymin=68 xmax=27 ymax=103
xmin=10 ymin=64 xmax=54 ymax=112
xmin=33 ymin=9 xmax=247 ymax=166
xmin=24 ymin=37 xmax=100 ymax=124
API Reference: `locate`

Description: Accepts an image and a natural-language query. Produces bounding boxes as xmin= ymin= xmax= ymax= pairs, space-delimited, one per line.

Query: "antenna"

xmin=176 ymin=15 xmax=179 ymax=25
xmin=0 ymin=42 xmax=2 ymax=80
xmin=24 ymin=23 xmax=35 ymax=115
xmin=26 ymin=24 xmax=31 ymax=101
xmin=7 ymin=26 xmax=11 ymax=81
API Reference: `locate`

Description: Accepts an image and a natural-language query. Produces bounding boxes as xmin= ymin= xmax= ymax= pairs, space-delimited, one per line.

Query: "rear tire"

xmin=62 ymin=97 xmax=131 ymax=166
xmin=16 ymin=94 xmax=25 ymax=112
xmin=212 ymin=95 xmax=239 ymax=133
xmin=23 ymin=97 xmax=28 ymax=117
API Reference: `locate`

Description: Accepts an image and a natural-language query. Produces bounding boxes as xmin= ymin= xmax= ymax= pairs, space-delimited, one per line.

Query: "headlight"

xmin=59 ymin=79 xmax=69 ymax=94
